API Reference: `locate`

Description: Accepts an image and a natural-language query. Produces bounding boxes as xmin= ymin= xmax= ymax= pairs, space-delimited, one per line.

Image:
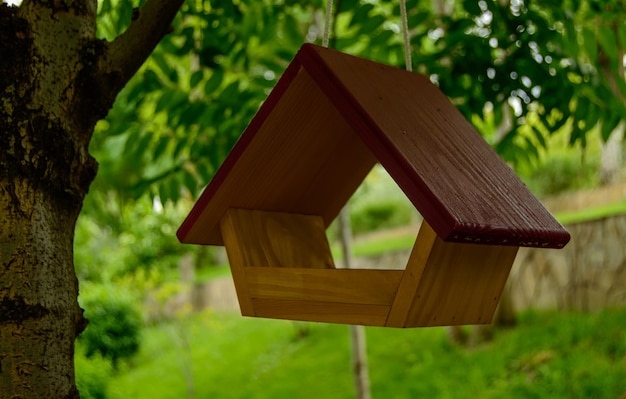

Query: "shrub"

xmin=75 ymin=343 xmax=114 ymax=399
xmin=349 ymin=197 xmax=413 ymax=235
xmin=79 ymin=284 xmax=142 ymax=367
xmin=519 ymin=152 xmax=600 ymax=197
xmin=347 ymin=165 xmax=415 ymax=235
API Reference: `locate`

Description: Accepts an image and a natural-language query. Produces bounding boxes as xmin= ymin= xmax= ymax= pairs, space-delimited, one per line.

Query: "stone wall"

xmin=510 ymin=214 xmax=626 ymax=312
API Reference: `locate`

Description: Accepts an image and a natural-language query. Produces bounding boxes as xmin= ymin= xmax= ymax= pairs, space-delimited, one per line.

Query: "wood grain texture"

xmin=298 ymin=44 xmax=570 ymax=249
xmin=245 ymin=267 xmax=402 ymax=305
xmin=221 ymin=210 xmax=516 ymax=327
xmin=385 ymin=222 xmax=437 ymax=327
xmin=219 ymin=209 xmax=256 ymax=315
xmin=387 ymin=222 xmax=518 ymax=327
xmin=178 ymin=64 xmax=376 ymax=245
xmin=252 ymin=298 xmax=391 ymax=326
xmin=219 ymin=208 xmax=401 ymax=324
xmin=218 ymin=208 xmax=335 ymax=269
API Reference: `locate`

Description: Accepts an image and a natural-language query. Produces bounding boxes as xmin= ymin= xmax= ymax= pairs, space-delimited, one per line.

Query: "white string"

xmin=323 ymin=0 xmax=411 ymax=71
xmin=322 ymin=0 xmax=334 ymax=47
xmin=399 ymin=0 xmax=413 ymax=72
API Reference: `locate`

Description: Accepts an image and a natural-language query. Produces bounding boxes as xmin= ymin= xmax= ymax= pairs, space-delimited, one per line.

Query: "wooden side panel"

xmin=219 ymin=210 xmax=256 ymax=316
xmin=252 ymin=298 xmax=390 ymax=326
xmin=219 ymin=208 xmax=402 ymax=325
xmin=387 ymin=223 xmax=518 ymax=327
xmin=246 ymin=267 xmax=402 ymax=305
xmin=219 ymin=208 xmax=335 ymax=269
xmin=220 ymin=208 xmax=336 ymax=315
xmin=299 ymin=44 xmax=570 ymax=249
xmin=386 ymin=222 xmax=437 ymax=327
xmin=178 ymin=65 xmax=376 ymax=246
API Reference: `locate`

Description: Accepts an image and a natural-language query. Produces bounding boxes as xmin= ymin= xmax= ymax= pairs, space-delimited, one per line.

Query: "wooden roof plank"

xmin=178 ymin=44 xmax=570 ymax=249
xmin=298 ymin=44 xmax=569 ymax=248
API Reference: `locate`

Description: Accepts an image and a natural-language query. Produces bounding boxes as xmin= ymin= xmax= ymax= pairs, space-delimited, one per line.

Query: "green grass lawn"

xmin=107 ymin=308 xmax=626 ymax=399
xmin=554 ymin=199 xmax=626 ymax=225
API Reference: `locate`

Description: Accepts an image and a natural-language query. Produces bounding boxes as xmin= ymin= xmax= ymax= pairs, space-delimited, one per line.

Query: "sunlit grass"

xmin=555 ymin=200 xmax=626 ymax=225
xmin=109 ymin=308 xmax=626 ymax=399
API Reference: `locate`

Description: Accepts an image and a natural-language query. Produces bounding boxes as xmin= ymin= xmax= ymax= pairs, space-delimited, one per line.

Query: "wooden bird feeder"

xmin=177 ymin=44 xmax=570 ymax=327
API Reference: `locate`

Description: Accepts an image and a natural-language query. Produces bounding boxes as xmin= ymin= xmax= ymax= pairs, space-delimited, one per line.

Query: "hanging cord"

xmin=399 ymin=0 xmax=413 ymax=72
xmin=322 ymin=0 xmax=334 ymax=47
xmin=324 ymin=0 xmax=411 ymax=71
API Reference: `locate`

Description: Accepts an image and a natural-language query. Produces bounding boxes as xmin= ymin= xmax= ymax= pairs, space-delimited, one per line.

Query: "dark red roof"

xmin=178 ymin=44 xmax=570 ymax=249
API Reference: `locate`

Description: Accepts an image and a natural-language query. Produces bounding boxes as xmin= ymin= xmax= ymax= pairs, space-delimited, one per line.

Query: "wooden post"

xmin=339 ymin=207 xmax=371 ymax=399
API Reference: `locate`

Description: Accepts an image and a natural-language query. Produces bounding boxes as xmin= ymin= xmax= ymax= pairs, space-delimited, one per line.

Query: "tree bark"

xmin=0 ymin=0 xmax=183 ymax=396
xmin=599 ymin=18 xmax=625 ymax=186
xmin=0 ymin=178 xmax=87 ymax=398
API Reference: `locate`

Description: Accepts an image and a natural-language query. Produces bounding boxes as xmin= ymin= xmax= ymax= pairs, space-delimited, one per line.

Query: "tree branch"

xmin=101 ymin=0 xmax=184 ymax=94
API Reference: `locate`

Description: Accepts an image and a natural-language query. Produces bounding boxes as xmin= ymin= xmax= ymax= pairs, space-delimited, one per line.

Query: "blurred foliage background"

xmin=73 ymin=0 xmax=625 ymax=397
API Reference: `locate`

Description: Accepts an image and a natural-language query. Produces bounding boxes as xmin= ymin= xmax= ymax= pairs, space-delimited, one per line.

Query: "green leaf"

xmin=99 ymin=0 xmax=112 ymax=15
xmin=583 ymin=103 xmax=600 ymax=133
xmin=129 ymin=130 xmax=155 ymax=163
xmin=143 ymin=69 xmax=161 ymax=92
xmin=493 ymin=104 xmax=504 ymax=128
xmin=115 ymin=0 xmax=133 ymax=33
xmin=157 ymin=36 xmax=181 ymax=57
xmin=371 ymin=29 xmax=394 ymax=47
xmin=155 ymin=91 xmax=188 ymax=123
xmin=168 ymin=177 xmax=181 ymax=204
xmin=494 ymin=127 xmax=515 ymax=154
xmin=350 ymin=4 xmax=374 ymax=28
xmin=569 ymin=125 xmax=585 ymax=147
xmin=532 ymin=126 xmax=547 ymax=149
xmin=151 ymin=52 xmax=172 ymax=78
xmin=153 ymin=136 xmax=170 ymax=160
xmin=562 ymin=18 xmax=579 ymax=59
xmin=334 ymin=35 xmax=362 ymax=49
xmin=598 ymin=24 xmax=619 ymax=63
xmin=408 ymin=11 xmax=431 ymax=28
xmin=197 ymin=159 xmax=215 ymax=183
xmin=573 ymin=97 xmax=590 ymax=123
xmin=581 ymin=27 xmax=598 ymax=63
xmin=179 ymin=103 xmax=206 ymax=127
xmin=615 ymin=71 xmax=626 ymax=101
xmin=463 ymin=0 xmax=482 ymax=16
xmin=282 ymin=14 xmax=303 ymax=47
xmin=173 ymin=133 xmax=192 ymax=160
xmin=338 ymin=0 xmax=359 ymax=13
xmin=600 ymin=115 xmax=621 ymax=142
xmin=158 ymin=181 xmax=169 ymax=204
xmin=182 ymin=172 xmax=197 ymax=196
xmin=524 ymin=136 xmax=540 ymax=161
xmin=204 ymin=69 xmax=224 ymax=95
xmin=220 ymin=81 xmax=241 ymax=105
xmin=190 ymin=71 xmax=204 ymax=89
xmin=241 ymin=4 xmax=259 ymax=37
xmin=551 ymin=113 xmax=569 ymax=133
xmin=180 ymin=27 xmax=195 ymax=52
xmin=358 ymin=15 xmax=386 ymax=35
xmin=167 ymin=68 xmax=179 ymax=84
xmin=619 ymin=24 xmax=626 ymax=52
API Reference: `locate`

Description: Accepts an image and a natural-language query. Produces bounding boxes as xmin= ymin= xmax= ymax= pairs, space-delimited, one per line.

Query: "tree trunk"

xmin=600 ymin=123 xmax=624 ymax=185
xmin=0 ymin=178 xmax=87 ymax=398
xmin=598 ymin=12 xmax=625 ymax=186
xmin=0 ymin=0 xmax=183 ymax=396
xmin=0 ymin=3 xmax=97 ymax=396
